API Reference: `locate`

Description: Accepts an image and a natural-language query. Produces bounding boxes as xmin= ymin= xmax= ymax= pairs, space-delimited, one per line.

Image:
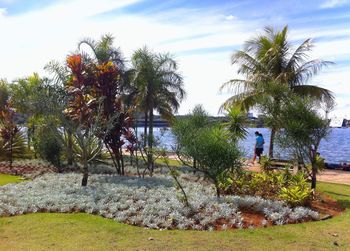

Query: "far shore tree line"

xmin=0 ymin=25 xmax=334 ymax=190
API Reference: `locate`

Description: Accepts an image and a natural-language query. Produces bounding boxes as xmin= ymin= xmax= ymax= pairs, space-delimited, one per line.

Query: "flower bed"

xmin=0 ymin=160 xmax=57 ymax=178
xmin=0 ymin=173 xmax=319 ymax=230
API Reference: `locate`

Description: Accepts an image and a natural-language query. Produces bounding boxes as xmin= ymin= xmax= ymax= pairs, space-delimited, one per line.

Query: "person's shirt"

xmin=256 ymin=135 xmax=264 ymax=149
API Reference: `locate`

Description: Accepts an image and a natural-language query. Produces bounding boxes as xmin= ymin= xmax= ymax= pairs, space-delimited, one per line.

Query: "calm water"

xmin=137 ymin=127 xmax=350 ymax=163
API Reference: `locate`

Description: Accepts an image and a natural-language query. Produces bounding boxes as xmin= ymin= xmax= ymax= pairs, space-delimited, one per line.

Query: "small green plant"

xmin=0 ymin=130 xmax=27 ymax=162
xmin=279 ymin=185 xmax=312 ymax=206
xmin=259 ymin=156 xmax=272 ymax=172
xmin=220 ymin=170 xmax=312 ymax=206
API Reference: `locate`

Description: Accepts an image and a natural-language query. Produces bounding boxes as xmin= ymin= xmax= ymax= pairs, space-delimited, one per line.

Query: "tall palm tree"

xmin=220 ymin=26 xmax=334 ymax=158
xmin=128 ymin=47 xmax=185 ymax=172
xmin=78 ymin=34 xmax=125 ymax=71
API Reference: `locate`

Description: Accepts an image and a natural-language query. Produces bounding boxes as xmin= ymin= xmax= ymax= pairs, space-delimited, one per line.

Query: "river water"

xmin=137 ymin=127 xmax=350 ymax=164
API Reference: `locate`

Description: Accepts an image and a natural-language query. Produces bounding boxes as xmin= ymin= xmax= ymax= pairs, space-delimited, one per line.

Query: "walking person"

xmin=252 ymin=131 xmax=265 ymax=164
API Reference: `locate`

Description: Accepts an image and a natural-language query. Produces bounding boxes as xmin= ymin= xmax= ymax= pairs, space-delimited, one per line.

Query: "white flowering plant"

xmin=0 ymin=172 xmax=319 ymax=230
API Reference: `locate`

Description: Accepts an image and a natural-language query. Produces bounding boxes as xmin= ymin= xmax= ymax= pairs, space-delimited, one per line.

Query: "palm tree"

xmin=78 ymin=34 xmax=125 ymax=71
xmin=128 ymin=47 xmax=185 ymax=172
xmin=220 ymin=26 xmax=334 ymax=158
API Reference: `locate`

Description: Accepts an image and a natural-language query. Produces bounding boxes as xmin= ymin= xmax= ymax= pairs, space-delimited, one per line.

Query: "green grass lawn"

xmin=0 ymin=175 xmax=349 ymax=250
xmin=155 ymin=157 xmax=183 ymax=167
xmin=0 ymin=174 xmax=23 ymax=186
xmin=123 ymin=155 xmax=184 ymax=167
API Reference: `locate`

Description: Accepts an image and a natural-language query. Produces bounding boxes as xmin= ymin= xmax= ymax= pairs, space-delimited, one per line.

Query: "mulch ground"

xmin=310 ymin=192 xmax=345 ymax=217
xmin=0 ymin=161 xmax=56 ymax=176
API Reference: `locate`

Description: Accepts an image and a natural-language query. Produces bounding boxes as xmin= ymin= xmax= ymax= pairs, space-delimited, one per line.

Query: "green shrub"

xmin=172 ymin=106 xmax=243 ymax=197
xmin=220 ymin=170 xmax=312 ymax=206
xmin=34 ymin=125 xmax=62 ymax=168
xmin=0 ymin=129 xmax=27 ymax=161
xmin=279 ymin=185 xmax=312 ymax=206
xmin=189 ymin=126 xmax=242 ymax=197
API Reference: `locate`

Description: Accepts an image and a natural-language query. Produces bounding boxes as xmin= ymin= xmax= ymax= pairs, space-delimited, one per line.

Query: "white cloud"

xmin=0 ymin=0 xmax=349 ymax=119
xmin=320 ymin=0 xmax=348 ymax=9
xmin=0 ymin=0 xmax=15 ymax=4
xmin=0 ymin=8 xmax=6 ymax=16
xmin=225 ymin=15 xmax=236 ymax=21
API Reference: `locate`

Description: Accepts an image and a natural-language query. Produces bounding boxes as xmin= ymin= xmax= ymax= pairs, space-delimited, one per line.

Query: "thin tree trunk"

xmin=269 ymin=127 xmax=276 ymax=158
xmin=144 ymin=111 xmax=148 ymax=147
xmin=81 ymin=146 xmax=88 ymax=186
xmin=105 ymin=143 xmax=120 ymax=174
xmin=33 ymin=125 xmax=37 ymax=159
xmin=27 ymin=127 xmax=31 ymax=151
xmin=148 ymin=108 xmax=154 ymax=175
xmin=311 ymin=162 xmax=317 ymax=190
xmin=9 ymin=133 xmax=13 ymax=170
xmin=120 ymin=146 xmax=125 ymax=175
xmin=114 ymin=147 xmax=122 ymax=175
xmin=67 ymin=129 xmax=74 ymax=165
xmin=214 ymin=180 xmax=220 ymax=198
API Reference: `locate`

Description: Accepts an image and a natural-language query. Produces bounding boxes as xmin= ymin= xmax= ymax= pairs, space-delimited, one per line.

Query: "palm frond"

xmin=291 ymin=85 xmax=334 ymax=104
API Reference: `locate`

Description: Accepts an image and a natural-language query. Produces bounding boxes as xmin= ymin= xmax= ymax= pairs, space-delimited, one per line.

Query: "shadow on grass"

xmin=321 ymin=190 xmax=350 ymax=209
xmin=337 ymin=200 xmax=350 ymax=209
xmin=323 ymin=191 xmax=350 ymax=197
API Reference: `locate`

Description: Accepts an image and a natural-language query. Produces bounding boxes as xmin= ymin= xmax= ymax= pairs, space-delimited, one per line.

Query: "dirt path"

xmin=243 ymin=162 xmax=350 ymax=185
xmin=317 ymin=169 xmax=350 ymax=185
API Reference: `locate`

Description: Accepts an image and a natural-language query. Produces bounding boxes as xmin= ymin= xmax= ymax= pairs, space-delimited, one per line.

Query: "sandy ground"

xmin=244 ymin=162 xmax=350 ymax=185
xmin=124 ymin=150 xmax=350 ymax=185
xmin=317 ymin=169 xmax=350 ymax=185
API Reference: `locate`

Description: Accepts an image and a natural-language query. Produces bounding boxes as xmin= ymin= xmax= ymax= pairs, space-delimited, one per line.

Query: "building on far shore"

xmin=341 ymin=119 xmax=350 ymax=128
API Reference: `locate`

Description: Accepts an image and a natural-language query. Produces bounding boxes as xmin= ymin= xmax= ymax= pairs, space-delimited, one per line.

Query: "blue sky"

xmin=0 ymin=0 xmax=350 ymax=125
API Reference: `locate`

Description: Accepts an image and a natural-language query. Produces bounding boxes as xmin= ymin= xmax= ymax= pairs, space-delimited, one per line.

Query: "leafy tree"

xmin=45 ymin=61 xmax=76 ymax=166
xmin=220 ymin=26 xmax=334 ymax=158
xmin=10 ymin=73 xmax=45 ymax=151
xmin=72 ymin=126 xmax=105 ymax=186
xmin=173 ymin=106 xmax=242 ymax=197
xmin=129 ymin=47 xmax=185 ymax=172
xmin=0 ymin=99 xmax=26 ymax=167
xmin=172 ymin=105 xmax=210 ymax=168
xmin=187 ymin=126 xmax=242 ymax=197
xmin=65 ymin=54 xmax=133 ymax=176
xmin=277 ymin=97 xmax=330 ymax=190
xmin=9 ymin=73 xmax=67 ymax=161
xmin=78 ymin=34 xmax=125 ymax=72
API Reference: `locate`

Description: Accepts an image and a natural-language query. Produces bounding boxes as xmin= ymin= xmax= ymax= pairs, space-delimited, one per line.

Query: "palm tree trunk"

xmin=33 ymin=125 xmax=37 ymax=159
xmin=148 ymin=108 xmax=154 ymax=174
xmin=144 ymin=111 xmax=148 ymax=147
xmin=269 ymin=127 xmax=276 ymax=158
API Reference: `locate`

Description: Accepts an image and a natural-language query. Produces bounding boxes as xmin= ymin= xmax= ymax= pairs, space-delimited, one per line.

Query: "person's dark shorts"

xmin=255 ymin=148 xmax=263 ymax=156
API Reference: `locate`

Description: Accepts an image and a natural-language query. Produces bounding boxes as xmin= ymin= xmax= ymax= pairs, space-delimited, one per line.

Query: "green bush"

xmin=279 ymin=185 xmax=312 ymax=206
xmin=172 ymin=106 xmax=243 ymax=197
xmin=186 ymin=126 xmax=242 ymax=197
xmin=220 ymin=170 xmax=312 ymax=206
xmin=34 ymin=125 xmax=62 ymax=168
xmin=0 ymin=129 xmax=27 ymax=161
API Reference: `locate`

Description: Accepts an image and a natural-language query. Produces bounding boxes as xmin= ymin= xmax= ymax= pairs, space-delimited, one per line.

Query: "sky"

xmin=0 ymin=0 xmax=350 ymax=125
